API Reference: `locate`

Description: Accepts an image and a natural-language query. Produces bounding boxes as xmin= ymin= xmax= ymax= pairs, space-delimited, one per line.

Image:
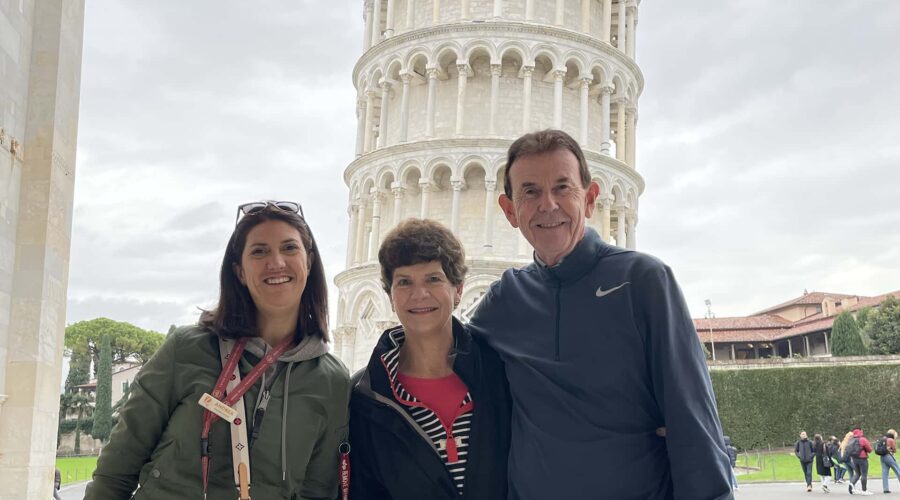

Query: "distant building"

xmin=71 ymin=362 xmax=141 ymax=410
xmin=694 ymin=290 xmax=900 ymax=361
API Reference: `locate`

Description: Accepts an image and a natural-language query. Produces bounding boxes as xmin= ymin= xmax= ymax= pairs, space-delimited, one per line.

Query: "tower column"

xmin=525 ymin=0 xmax=534 ymax=21
xmin=355 ymin=98 xmax=366 ymax=156
xmin=489 ymin=64 xmax=501 ymax=135
xmin=602 ymin=0 xmax=612 ymax=42
xmin=385 ymin=0 xmax=396 ymax=37
xmin=462 ymin=0 xmax=471 ymax=19
xmin=391 ymin=183 xmax=405 ymax=227
xmin=600 ymin=196 xmax=612 ymax=242
xmin=579 ymin=77 xmax=590 ymax=146
xmin=493 ymin=0 xmax=503 ymax=17
xmin=368 ymin=191 xmax=384 ymax=260
xmin=615 ymin=203 xmax=627 ymax=247
xmin=455 ymin=63 xmax=470 ymax=135
xmin=399 ymin=73 xmax=411 ymax=142
xmin=615 ymin=96 xmax=626 ymax=161
xmin=346 ymin=203 xmax=360 ymax=267
xmin=426 ymin=68 xmax=439 ymax=137
xmin=617 ymin=0 xmax=626 ymax=52
xmin=581 ymin=0 xmax=591 ymax=34
xmin=626 ymin=3 xmax=637 ymax=59
xmin=355 ymin=198 xmax=369 ymax=263
xmin=433 ymin=0 xmax=441 ymax=25
xmin=600 ymin=84 xmax=613 ymax=154
xmin=363 ymin=2 xmax=374 ymax=51
xmin=626 ymin=105 xmax=636 ymax=168
xmin=555 ymin=0 xmax=565 ymax=25
xmin=419 ymin=181 xmax=434 ymax=218
xmin=363 ymin=90 xmax=376 ymax=153
xmin=483 ymin=180 xmax=497 ymax=252
xmin=377 ymin=81 xmax=392 ymax=148
xmin=371 ymin=0 xmax=382 ymax=46
xmin=521 ymin=66 xmax=534 ymax=132
xmin=450 ymin=179 xmax=466 ymax=234
xmin=406 ymin=0 xmax=415 ymax=29
xmin=626 ymin=210 xmax=637 ymax=249
xmin=552 ymin=69 xmax=565 ymax=129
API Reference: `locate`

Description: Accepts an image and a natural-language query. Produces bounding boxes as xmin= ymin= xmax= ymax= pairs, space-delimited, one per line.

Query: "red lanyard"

xmin=201 ymin=336 xmax=294 ymax=496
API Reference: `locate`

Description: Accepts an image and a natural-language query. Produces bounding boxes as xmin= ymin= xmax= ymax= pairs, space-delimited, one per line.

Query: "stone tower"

xmin=333 ymin=0 xmax=644 ymax=370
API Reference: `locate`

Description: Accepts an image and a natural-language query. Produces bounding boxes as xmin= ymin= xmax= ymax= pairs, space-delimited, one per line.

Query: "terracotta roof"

xmin=694 ymin=315 xmax=792 ymax=331
xmin=751 ymin=291 xmax=858 ymax=316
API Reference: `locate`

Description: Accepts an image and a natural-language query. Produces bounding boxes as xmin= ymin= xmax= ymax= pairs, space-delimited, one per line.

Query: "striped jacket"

xmin=349 ymin=318 xmax=511 ymax=500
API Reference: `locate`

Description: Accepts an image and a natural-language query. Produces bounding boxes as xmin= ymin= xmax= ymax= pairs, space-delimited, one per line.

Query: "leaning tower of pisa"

xmin=333 ymin=0 xmax=645 ymax=370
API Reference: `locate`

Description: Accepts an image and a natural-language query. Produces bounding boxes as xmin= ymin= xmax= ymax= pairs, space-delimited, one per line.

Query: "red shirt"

xmin=397 ymin=372 xmax=470 ymax=429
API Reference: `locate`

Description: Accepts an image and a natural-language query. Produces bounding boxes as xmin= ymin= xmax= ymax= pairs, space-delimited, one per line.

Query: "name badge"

xmin=199 ymin=393 xmax=238 ymax=422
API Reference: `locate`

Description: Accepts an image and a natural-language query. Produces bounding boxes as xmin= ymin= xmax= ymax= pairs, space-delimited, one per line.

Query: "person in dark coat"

xmin=814 ymin=434 xmax=832 ymax=492
xmin=795 ymin=431 xmax=815 ymax=492
xmin=828 ymin=435 xmax=846 ymax=483
xmin=724 ymin=435 xmax=738 ymax=491
xmin=349 ymin=219 xmax=511 ymax=500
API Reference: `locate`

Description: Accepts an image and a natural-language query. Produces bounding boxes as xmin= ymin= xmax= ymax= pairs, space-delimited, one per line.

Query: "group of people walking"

xmin=83 ymin=130 xmax=735 ymax=499
xmin=795 ymin=428 xmax=900 ymax=495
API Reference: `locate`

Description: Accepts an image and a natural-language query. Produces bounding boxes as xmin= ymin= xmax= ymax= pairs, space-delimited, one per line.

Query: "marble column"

xmin=385 ymin=0 xmax=396 ymax=37
xmin=483 ymin=180 xmax=497 ymax=252
xmin=450 ymin=179 xmax=465 ymax=234
xmin=521 ymin=66 xmax=534 ymax=132
xmin=556 ymin=0 xmax=565 ymax=25
xmin=493 ymin=0 xmax=503 ymax=17
xmin=626 ymin=105 xmax=636 ymax=168
xmin=425 ymin=68 xmax=439 ymax=137
xmin=363 ymin=90 xmax=376 ymax=153
xmin=462 ymin=0 xmax=471 ymax=19
xmin=625 ymin=210 xmax=636 ymax=249
xmin=406 ymin=0 xmax=415 ymax=28
xmin=433 ymin=0 xmax=441 ymax=25
xmin=399 ymin=73 xmax=411 ymax=142
xmin=355 ymin=98 xmax=366 ymax=156
xmin=377 ymin=81 xmax=392 ymax=148
xmin=346 ymin=203 xmax=360 ymax=267
xmin=419 ymin=180 xmax=434 ymax=218
xmin=391 ymin=183 xmax=405 ymax=226
xmin=489 ymin=64 xmax=501 ymax=135
xmin=355 ymin=198 xmax=368 ymax=263
xmin=617 ymin=0 xmax=626 ymax=52
xmin=525 ymin=0 xmax=534 ymax=20
xmin=579 ymin=77 xmax=591 ymax=145
xmin=371 ymin=0 xmax=382 ymax=46
xmin=615 ymin=97 xmax=626 ymax=161
xmin=626 ymin=3 xmax=637 ymax=59
xmin=581 ymin=0 xmax=591 ymax=33
xmin=455 ymin=63 xmax=470 ymax=135
xmin=600 ymin=197 xmax=612 ymax=242
xmin=602 ymin=0 xmax=612 ymax=42
xmin=615 ymin=204 xmax=627 ymax=246
xmin=368 ymin=190 xmax=384 ymax=260
xmin=600 ymin=84 xmax=613 ymax=154
xmin=363 ymin=2 xmax=374 ymax=50
xmin=552 ymin=69 xmax=565 ymax=129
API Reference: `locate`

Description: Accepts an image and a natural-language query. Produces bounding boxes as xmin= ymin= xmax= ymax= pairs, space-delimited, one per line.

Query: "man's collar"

xmin=533 ymin=227 xmax=622 ymax=282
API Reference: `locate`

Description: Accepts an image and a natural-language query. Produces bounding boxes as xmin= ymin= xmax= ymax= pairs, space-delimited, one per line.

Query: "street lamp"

xmin=705 ymin=299 xmax=715 ymax=361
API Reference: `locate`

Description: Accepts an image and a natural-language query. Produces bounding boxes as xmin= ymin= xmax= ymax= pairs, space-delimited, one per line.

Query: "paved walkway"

xmin=737 ymin=480 xmax=888 ymax=498
xmin=59 ymin=481 xmax=87 ymax=500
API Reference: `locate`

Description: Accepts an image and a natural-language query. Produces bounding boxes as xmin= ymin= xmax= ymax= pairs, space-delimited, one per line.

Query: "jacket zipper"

xmin=554 ymin=279 xmax=561 ymax=361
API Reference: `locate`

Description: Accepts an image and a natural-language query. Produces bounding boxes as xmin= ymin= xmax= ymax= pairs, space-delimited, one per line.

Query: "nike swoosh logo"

xmin=595 ymin=282 xmax=631 ymax=297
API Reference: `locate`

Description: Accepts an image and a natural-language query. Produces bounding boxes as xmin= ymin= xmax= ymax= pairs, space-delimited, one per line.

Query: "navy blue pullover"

xmin=468 ymin=228 xmax=732 ymax=500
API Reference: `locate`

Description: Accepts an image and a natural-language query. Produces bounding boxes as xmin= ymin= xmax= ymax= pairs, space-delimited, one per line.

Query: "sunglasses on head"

xmin=235 ymin=201 xmax=304 ymax=225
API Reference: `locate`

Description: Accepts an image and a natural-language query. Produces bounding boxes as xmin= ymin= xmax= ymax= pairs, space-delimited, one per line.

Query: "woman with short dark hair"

xmin=86 ymin=201 xmax=350 ymax=500
xmin=349 ymin=218 xmax=511 ymax=500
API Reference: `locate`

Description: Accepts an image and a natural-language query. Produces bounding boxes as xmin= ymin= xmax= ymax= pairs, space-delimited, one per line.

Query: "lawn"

xmin=738 ymin=449 xmax=889 ymax=483
xmin=56 ymin=456 xmax=98 ymax=486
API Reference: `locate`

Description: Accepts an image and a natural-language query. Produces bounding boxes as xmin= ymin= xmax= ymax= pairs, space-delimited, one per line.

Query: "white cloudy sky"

xmin=67 ymin=0 xmax=900 ymax=335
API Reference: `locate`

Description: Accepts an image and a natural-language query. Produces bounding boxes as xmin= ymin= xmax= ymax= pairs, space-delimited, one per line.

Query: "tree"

xmin=65 ymin=350 xmax=91 ymax=393
xmin=831 ymin=311 xmax=867 ymax=356
xmin=65 ymin=318 xmax=165 ymax=373
xmin=92 ymin=335 xmax=113 ymax=442
xmin=866 ymin=296 xmax=900 ymax=354
xmin=70 ymin=392 xmax=94 ymax=455
xmin=58 ymin=393 xmax=75 ymax=448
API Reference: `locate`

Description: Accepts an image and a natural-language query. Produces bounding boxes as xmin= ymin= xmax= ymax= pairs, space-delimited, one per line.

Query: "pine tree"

xmin=831 ymin=311 xmax=867 ymax=356
xmin=867 ymin=296 xmax=900 ymax=354
xmin=92 ymin=334 xmax=113 ymax=442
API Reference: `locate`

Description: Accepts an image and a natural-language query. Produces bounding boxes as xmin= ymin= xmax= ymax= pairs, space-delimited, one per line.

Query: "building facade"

xmin=0 ymin=1 xmax=85 ymax=498
xmin=334 ymin=0 xmax=645 ymax=371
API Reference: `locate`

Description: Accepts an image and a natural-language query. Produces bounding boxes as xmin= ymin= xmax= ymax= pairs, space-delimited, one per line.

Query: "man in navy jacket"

xmin=468 ymin=129 xmax=732 ymax=500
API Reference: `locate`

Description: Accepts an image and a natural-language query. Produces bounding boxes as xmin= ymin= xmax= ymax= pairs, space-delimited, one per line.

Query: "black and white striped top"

xmin=380 ymin=328 xmax=475 ymax=496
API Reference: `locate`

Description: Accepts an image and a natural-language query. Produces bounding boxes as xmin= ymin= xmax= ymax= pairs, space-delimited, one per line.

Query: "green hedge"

xmin=711 ymin=364 xmax=900 ymax=450
xmin=59 ymin=419 xmax=93 ymax=435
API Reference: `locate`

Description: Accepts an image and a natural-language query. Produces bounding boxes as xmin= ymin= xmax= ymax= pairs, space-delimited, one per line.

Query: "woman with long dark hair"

xmin=86 ymin=201 xmax=350 ymax=499
xmin=814 ymin=433 xmax=832 ymax=492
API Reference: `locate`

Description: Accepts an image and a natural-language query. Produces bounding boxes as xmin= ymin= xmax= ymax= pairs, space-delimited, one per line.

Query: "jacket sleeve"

xmin=348 ymin=407 xmax=391 ymax=500
xmin=84 ymin=330 xmax=180 ymax=500
xmin=635 ymin=262 xmax=733 ymax=500
xmin=299 ymin=369 xmax=352 ymax=500
xmin=795 ymin=441 xmax=800 ymax=456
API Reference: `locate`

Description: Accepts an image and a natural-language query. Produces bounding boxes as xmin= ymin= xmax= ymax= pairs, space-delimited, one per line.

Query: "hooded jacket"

xmin=468 ymin=227 xmax=732 ymax=500
xmin=85 ymin=325 xmax=350 ymax=500
xmin=852 ymin=429 xmax=873 ymax=459
xmin=349 ymin=319 xmax=511 ymax=500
